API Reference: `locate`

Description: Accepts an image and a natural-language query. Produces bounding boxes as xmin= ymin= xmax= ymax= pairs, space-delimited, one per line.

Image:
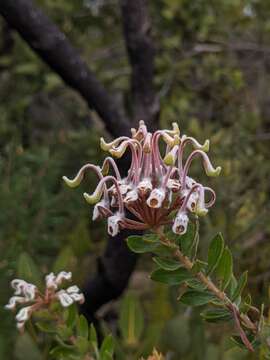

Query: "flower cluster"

xmin=5 ymin=271 xmax=84 ymax=331
xmin=63 ymin=121 xmax=221 ymax=236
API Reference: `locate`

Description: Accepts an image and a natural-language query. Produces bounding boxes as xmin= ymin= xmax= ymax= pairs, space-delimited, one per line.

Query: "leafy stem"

xmin=155 ymin=227 xmax=259 ymax=352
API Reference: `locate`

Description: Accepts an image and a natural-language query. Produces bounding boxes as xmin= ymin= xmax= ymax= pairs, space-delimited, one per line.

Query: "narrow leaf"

xmin=100 ymin=335 xmax=114 ymax=359
xmin=180 ymin=290 xmax=215 ymax=306
xmin=231 ymin=271 xmax=248 ymax=302
xmin=127 ymin=235 xmax=158 ymax=253
xmin=150 ymin=268 xmax=192 ymax=285
xmin=200 ymin=308 xmax=233 ymax=323
xmin=77 ymin=315 xmax=88 ymax=339
xmin=216 ymin=247 xmax=233 ymax=290
xmin=207 ymin=233 xmax=224 ymax=275
xmin=89 ymin=324 xmax=97 ymax=347
xmin=152 ymin=257 xmax=181 ymax=271
xmin=119 ymin=293 xmax=144 ymax=346
xmin=17 ymin=252 xmax=42 ymax=287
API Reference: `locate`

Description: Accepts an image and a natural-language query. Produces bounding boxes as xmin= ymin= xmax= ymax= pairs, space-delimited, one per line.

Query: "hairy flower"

xmin=5 ymin=271 xmax=84 ymax=331
xmin=63 ymin=121 xmax=221 ymax=236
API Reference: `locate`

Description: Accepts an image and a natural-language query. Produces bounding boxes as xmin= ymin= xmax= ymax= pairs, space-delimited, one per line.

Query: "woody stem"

xmin=155 ymin=228 xmax=258 ymax=337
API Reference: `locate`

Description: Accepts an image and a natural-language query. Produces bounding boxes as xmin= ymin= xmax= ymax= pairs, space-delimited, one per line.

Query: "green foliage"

xmin=2 ymin=0 xmax=270 ymax=358
xmin=127 ymin=235 xmax=159 ymax=254
xmin=119 ymin=293 xmax=144 ymax=346
xmin=216 ymin=247 xmax=233 ymax=290
xmin=151 ymin=268 xmax=191 ymax=285
xmin=180 ymin=290 xmax=215 ymax=307
xmin=207 ymin=233 xmax=224 ymax=275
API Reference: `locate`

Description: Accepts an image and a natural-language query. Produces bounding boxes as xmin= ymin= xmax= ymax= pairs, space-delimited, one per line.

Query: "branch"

xmin=0 ymin=0 xmax=130 ymax=137
xmin=120 ymin=0 xmax=159 ymax=130
xmin=80 ymin=228 xmax=140 ymax=324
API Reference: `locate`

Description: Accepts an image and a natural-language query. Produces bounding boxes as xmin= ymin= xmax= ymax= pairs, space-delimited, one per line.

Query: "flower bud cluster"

xmin=5 ymin=271 xmax=84 ymax=331
xmin=63 ymin=121 xmax=221 ymax=236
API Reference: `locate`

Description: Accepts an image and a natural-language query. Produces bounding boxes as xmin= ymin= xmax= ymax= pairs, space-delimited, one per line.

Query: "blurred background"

xmin=0 ymin=0 xmax=270 ymax=359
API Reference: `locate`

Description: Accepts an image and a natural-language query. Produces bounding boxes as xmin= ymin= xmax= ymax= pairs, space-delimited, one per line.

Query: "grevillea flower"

xmin=63 ymin=121 xmax=221 ymax=236
xmin=5 ymin=271 xmax=84 ymax=331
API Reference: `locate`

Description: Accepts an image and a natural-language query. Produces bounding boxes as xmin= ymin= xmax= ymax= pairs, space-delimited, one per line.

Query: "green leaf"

xmin=36 ymin=322 xmax=57 ymax=334
xmin=180 ymin=290 xmax=215 ymax=306
xmin=216 ymin=247 xmax=233 ymax=290
xmin=152 ymin=257 xmax=181 ymax=271
xmin=89 ymin=324 xmax=97 ymax=346
xmin=65 ymin=303 xmax=77 ymax=329
xmin=231 ymin=271 xmax=248 ymax=302
xmin=127 ymin=235 xmax=159 ymax=253
xmin=179 ymin=222 xmax=197 ymax=256
xmin=75 ymin=336 xmax=89 ymax=354
xmin=76 ymin=315 xmax=88 ymax=339
xmin=53 ymin=246 xmax=74 ymax=273
xmin=100 ymin=335 xmax=114 ymax=359
xmin=15 ymin=333 xmax=43 ymax=360
xmin=185 ymin=278 xmax=206 ymax=291
xmin=150 ymin=268 xmax=192 ymax=285
xmin=17 ymin=252 xmax=42 ymax=287
xmin=119 ymin=293 xmax=144 ymax=346
xmin=191 ymin=260 xmax=207 ymax=274
xmin=207 ymin=233 xmax=224 ymax=275
xmin=200 ymin=308 xmax=232 ymax=323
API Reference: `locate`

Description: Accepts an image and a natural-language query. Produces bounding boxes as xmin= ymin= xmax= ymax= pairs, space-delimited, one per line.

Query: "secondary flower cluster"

xmin=63 ymin=121 xmax=221 ymax=236
xmin=5 ymin=271 xmax=84 ymax=331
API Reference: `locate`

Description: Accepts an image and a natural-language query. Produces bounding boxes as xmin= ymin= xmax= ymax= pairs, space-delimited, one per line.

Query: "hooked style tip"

xmin=83 ymin=192 xmax=101 ymax=205
xmin=172 ymin=122 xmax=180 ymax=135
xmin=203 ymin=139 xmax=210 ymax=152
xmin=207 ymin=166 xmax=222 ymax=177
xmin=100 ymin=137 xmax=110 ymax=151
xmin=62 ymin=176 xmax=80 ymax=188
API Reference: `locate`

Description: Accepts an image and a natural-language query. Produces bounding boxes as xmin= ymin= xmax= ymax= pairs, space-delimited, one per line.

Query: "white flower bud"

xmin=147 ymin=188 xmax=166 ymax=208
xmin=55 ymin=271 xmax=72 ymax=285
xmin=166 ymin=179 xmax=181 ymax=192
xmin=11 ymin=279 xmax=28 ymax=296
xmin=107 ymin=213 xmax=123 ymax=236
xmin=23 ymin=284 xmax=37 ymax=301
xmin=185 ymin=176 xmax=196 ymax=189
xmin=181 ymin=189 xmax=199 ymax=212
xmin=45 ymin=272 xmax=57 ymax=290
xmin=70 ymin=293 xmax=85 ymax=304
xmin=137 ymin=179 xmax=152 ymax=194
xmin=66 ymin=285 xmax=80 ymax=294
xmin=56 ymin=290 xmax=74 ymax=307
xmin=119 ymin=182 xmax=132 ymax=195
xmin=16 ymin=306 xmax=32 ymax=322
xmin=5 ymin=296 xmax=27 ymax=310
xmin=124 ymin=189 xmax=138 ymax=203
xmin=92 ymin=200 xmax=109 ymax=221
xmin=172 ymin=212 xmax=189 ymax=235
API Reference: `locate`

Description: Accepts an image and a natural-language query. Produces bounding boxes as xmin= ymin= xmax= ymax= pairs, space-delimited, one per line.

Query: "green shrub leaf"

xmin=216 ymin=247 xmax=233 ymax=290
xmin=231 ymin=271 xmax=248 ymax=302
xmin=152 ymin=257 xmax=181 ymax=271
xmin=180 ymin=290 xmax=215 ymax=306
xmin=119 ymin=293 xmax=144 ymax=346
xmin=151 ymin=268 xmax=192 ymax=285
xmin=200 ymin=308 xmax=233 ymax=323
xmin=207 ymin=233 xmax=224 ymax=275
xmin=127 ymin=235 xmax=159 ymax=253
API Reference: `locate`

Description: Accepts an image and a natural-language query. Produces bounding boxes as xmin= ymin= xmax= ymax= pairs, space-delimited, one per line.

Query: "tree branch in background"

xmin=81 ymin=228 xmax=140 ymax=326
xmin=0 ymin=0 xmax=158 ymax=330
xmin=0 ymin=0 xmax=130 ymax=137
xmin=120 ymin=0 xmax=159 ymax=130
